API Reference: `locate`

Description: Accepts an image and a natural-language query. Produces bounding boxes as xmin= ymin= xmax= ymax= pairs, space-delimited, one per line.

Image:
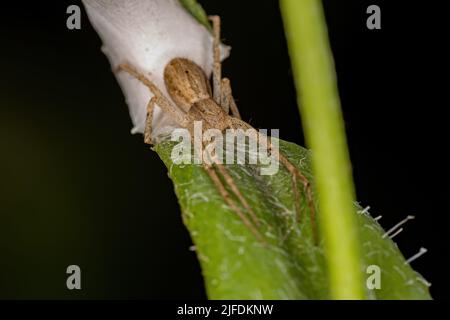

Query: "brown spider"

xmin=116 ymin=16 xmax=316 ymax=244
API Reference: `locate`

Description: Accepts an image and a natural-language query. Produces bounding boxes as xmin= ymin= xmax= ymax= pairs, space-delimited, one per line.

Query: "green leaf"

xmin=155 ymin=139 xmax=431 ymax=299
xmin=178 ymin=0 xmax=212 ymax=31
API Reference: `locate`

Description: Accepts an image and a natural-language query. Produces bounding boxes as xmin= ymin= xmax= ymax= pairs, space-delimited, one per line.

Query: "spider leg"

xmin=116 ymin=63 xmax=190 ymax=130
xmin=213 ymin=161 xmax=261 ymax=228
xmin=229 ymin=117 xmax=318 ymax=243
xmin=144 ymin=96 xmax=156 ymax=145
xmin=262 ymin=136 xmax=317 ymax=242
xmin=278 ymin=152 xmax=317 ymax=243
xmin=208 ymin=17 xmax=263 ymax=238
xmin=202 ymin=137 xmax=261 ymax=228
xmin=221 ymin=78 xmax=242 ymax=119
xmin=209 ymin=16 xmax=243 ymax=120
xmin=202 ymin=154 xmax=265 ymax=243
xmin=209 ymin=15 xmax=222 ymax=105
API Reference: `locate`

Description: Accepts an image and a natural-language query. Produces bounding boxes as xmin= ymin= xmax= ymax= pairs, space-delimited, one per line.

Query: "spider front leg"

xmin=229 ymin=117 xmax=318 ymax=243
xmin=221 ymin=78 xmax=242 ymax=119
xmin=203 ymin=165 xmax=264 ymax=243
xmin=263 ymin=138 xmax=317 ymax=243
xmin=116 ymin=63 xmax=190 ymax=143
xmin=209 ymin=15 xmax=222 ymax=105
xmin=209 ymin=16 xmax=242 ymax=120
xmin=144 ymin=96 xmax=157 ymax=145
xmin=200 ymin=141 xmax=265 ymax=243
xmin=278 ymin=151 xmax=317 ymax=242
xmin=211 ymin=157 xmax=261 ymax=228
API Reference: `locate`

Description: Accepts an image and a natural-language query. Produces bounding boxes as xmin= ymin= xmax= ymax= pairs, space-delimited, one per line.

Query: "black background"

xmin=0 ymin=0 xmax=448 ymax=299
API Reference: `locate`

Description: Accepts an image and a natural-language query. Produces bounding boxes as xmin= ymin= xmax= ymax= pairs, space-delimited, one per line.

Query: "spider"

xmin=116 ymin=16 xmax=316 ymax=243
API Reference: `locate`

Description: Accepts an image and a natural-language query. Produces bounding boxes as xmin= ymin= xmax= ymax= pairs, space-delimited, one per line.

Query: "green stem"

xmin=280 ymin=0 xmax=365 ymax=299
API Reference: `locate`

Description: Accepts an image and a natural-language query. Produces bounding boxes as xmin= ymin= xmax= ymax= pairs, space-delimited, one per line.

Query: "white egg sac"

xmin=82 ymin=0 xmax=230 ymax=141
